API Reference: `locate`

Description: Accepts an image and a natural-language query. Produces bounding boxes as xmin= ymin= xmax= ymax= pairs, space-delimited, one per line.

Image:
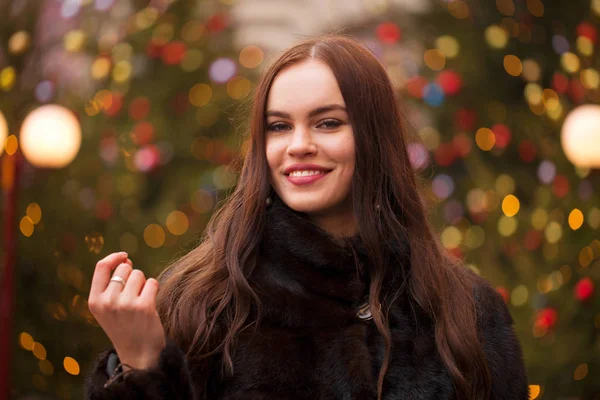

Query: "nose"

xmin=287 ymin=125 xmax=317 ymax=157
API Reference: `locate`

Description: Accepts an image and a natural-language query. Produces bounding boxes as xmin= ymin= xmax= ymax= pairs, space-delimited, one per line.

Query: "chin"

xmin=283 ymin=198 xmax=327 ymax=214
xmin=280 ymin=194 xmax=346 ymax=216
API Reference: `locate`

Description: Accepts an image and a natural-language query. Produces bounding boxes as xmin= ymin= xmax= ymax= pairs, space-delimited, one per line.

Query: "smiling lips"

xmin=285 ymin=170 xmax=331 ymax=186
xmin=283 ymin=163 xmax=333 ymax=175
xmin=282 ymin=163 xmax=333 ymax=186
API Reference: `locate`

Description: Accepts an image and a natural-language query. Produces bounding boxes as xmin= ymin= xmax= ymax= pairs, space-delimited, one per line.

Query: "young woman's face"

xmin=265 ymin=59 xmax=355 ymax=219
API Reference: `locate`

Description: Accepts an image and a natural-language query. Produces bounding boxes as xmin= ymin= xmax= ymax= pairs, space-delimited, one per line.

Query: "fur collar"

xmin=250 ymin=194 xmax=412 ymax=328
xmin=85 ymin=195 xmax=531 ymax=400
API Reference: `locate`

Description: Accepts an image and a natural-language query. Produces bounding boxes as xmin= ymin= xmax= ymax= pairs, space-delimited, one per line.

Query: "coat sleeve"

xmin=83 ymin=337 xmax=197 ymax=400
xmin=474 ymin=278 xmax=530 ymax=400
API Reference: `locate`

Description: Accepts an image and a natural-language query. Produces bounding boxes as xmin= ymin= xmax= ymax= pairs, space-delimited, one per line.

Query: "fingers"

xmin=140 ymin=278 xmax=159 ymax=305
xmin=90 ymin=252 xmax=128 ymax=297
xmin=122 ymin=269 xmax=146 ymax=299
xmin=90 ymin=252 xmax=155 ymax=308
xmin=105 ymin=262 xmax=134 ymax=299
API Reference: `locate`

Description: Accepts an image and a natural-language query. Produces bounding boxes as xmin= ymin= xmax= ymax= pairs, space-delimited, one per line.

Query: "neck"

xmin=305 ymin=197 xmax=358 ymax=238
xmin=308 ymin=213 xmax=357 ymax=238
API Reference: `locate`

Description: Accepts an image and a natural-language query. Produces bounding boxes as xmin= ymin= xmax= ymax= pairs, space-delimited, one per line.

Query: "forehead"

xmin=266 ymin=59 xmax=346 ymax=113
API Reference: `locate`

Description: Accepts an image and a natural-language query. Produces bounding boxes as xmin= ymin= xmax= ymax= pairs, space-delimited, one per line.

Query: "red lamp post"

xmin=0 ymin=148 xmax=22 ymax=399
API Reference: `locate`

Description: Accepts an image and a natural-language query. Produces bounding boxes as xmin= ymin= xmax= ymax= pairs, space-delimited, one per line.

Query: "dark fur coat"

xmin=84 ymin=196 xmax=529 ymax=399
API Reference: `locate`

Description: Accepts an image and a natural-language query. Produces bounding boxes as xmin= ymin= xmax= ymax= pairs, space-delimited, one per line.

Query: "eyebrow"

xmin=265 ymin=104 xmax=347 ymax=119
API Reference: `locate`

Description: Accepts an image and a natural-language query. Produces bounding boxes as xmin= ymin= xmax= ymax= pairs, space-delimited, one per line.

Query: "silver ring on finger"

xmin=109 ymin=275 xmax=126 ymax=287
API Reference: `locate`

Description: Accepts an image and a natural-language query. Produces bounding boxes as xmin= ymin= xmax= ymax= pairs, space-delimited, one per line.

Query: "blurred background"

xmin=0 ymin=0 xmax=599 ymax=398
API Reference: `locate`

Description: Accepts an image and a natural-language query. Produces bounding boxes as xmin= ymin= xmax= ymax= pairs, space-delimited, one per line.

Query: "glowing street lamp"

xmin=0 ymin=110 xmax=7 ymax=156
xmin=561 ymin=104 xmax=600 ymax=168
xmin=20 ymin=104 xmax=81 ymax=168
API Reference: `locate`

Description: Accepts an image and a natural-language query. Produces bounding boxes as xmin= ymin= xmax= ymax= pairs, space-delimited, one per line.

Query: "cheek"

xmin=326 ymin=138 xmax=355 ymax=186
xmin=265 ymin=141 xmax=280 ymax=170
xmin=337 ymin=138 xmax=355 ymax=172
xmin=347 ymin=146 xmax=356 ymax=170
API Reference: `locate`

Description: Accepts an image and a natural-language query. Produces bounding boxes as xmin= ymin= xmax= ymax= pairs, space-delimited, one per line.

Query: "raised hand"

xmin=88 ymin=251 xmax=166 ymax=371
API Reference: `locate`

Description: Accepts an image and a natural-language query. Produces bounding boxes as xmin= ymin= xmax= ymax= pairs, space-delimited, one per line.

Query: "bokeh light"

xmin=189 ymin=83 xmax=213 ymax=107
xmin=239 ymin=45 xmax=264 ymax=68
xmin=561 ymin=52 xmax=580 ymax=73
xmin=447 ymin=0 xmax=469 ymax=19
xmin=576 ymin=36 xmax=594 ymax=56
xmin=511 ymin=285 xmax=529 ymax=306
xmin=20 ymin=104 xmax=82 ymax=168
xmin=580 ymin=69 xmax=599 ymax=89
xmin=552 ymin=35 xmax=570 ymax=54
xmin=407 ymin=142 xmax=430 ymax=170
xmin=441 ymin=226 xmax=462 ymax=249
xmin=424 ymin=49 xmax=446 ymax=70
xmin=181 ymin=49 xmax=204 ymax=71
xmin=63 ymin=357 xmax=80 ymax=375
xmin=502 ymin=195 xmax=520 ymax=217
xmin=521 ymin=59 xmax=541 ymax=82
xmin=19 ymin=332 xmax=34 ymax=351
xmin=573 ymin=364 xmax=588 ymax=381
xmin=35 ymin=81 xmax=55 ymax=102
xmin=475 ymin=127 xmax=496 ymax=151
xmin=181 ymin=20 xmax=205 ymax=42
xmin=1 ymin=66 xmax=16 ymax=91
xmin=423 ymin=83 xmax=445 ymax=106
xmin=495 ymin=174 xmax=515 ymax=195
xmin=485 ymin=25 xmax=509 ymax=48
xmin=496 ymin=0 xmax=515 ymax=16
xmin=498 ymin=215 xmax=518 ymax=236
xmin=432 ymin=174 xmax=455 ymax=200
xmin=0 ymin=110 xmax=7 ymax=156
xmin=504 ymin=55 xmax=523 ymax=76
xmin=112 ymin=60 xmax=132 ymax=82
xmin=64 ymin=30 xmax=86 ymax=52
xmin=61 ymin=0 xmax=81 ymax=19
xmin=209 ymin=58 xmax=237 ymax=83
xmin=537 ymin=160 xmax=556 ymax=184
xmin=8 ymin=31 xmax=30 ymax=55
xmin=435 ymin=35 xmax=460 ymax=58
xmin=527 ymin=0 xmax=544 ymax=17
xmin=376 ymin=22 xmax=401 ymax=43
xmin=144 ymin=224 xmax=166 ymax=248
xmin=32 ymin=343 xmax=47 ymax=360
xmin=545 ymin=221 xmax=563 ymax=243
xmin=227 ymin=76 xmax=252 ymax=99
xmin=166 ymin=211 xmax=189 ymax=235
xmin=568 ymin=209 xmax=584 ymax=230
xmin=561 ymin=105 xmax=600 ymax=167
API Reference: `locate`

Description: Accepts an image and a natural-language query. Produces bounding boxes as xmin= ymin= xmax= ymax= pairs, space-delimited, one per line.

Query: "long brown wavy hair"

xmin=156 ymin=33 xmax=491 ymax=400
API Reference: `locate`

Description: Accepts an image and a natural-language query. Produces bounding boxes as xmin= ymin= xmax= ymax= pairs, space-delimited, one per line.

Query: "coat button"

xmin=357 ymin=302 xmax=373 ymax=320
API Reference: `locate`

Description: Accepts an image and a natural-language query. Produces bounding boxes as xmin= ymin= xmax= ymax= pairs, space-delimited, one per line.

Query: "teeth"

xmin=289 ymin=170 xmax=326 ymax=177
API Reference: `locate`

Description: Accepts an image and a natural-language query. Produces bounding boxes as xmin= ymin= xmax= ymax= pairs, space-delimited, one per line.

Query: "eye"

xmin=266 ymin=122 xmax=290 ymax=132
xmin=319 ymin=119 xmax=342 ymax=129
xmin=266 ymin=119 xmax=342 ymax=132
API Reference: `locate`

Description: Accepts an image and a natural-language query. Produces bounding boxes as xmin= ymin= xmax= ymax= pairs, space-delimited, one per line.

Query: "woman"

xmin=85 ymin=34 xmax=529 ymax=400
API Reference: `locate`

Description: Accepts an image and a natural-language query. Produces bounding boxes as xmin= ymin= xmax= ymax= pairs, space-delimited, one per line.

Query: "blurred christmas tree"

xmin=3 ymin=0 xmax=600 ymax=398
xmin=1 ymin=0 xmax=261 ymax=398
xmin=352 ymin=0 xmax=600 ymax=398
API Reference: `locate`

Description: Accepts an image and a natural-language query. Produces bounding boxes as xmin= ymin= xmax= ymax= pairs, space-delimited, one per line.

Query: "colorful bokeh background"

xmin=1 ymin=0 xmax=599 ymax=399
